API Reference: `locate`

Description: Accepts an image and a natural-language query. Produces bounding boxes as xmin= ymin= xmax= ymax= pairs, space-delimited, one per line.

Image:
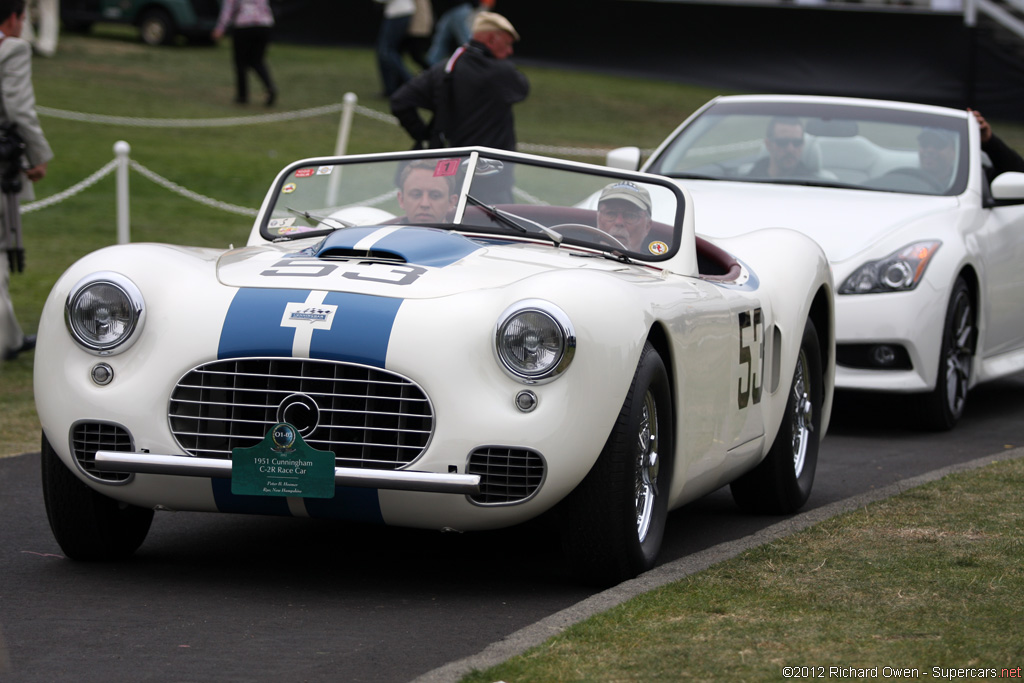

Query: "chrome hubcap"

xmin=790 ymin=349 xmax=813 ymax=478
xmin=635 ymin=390 xmax=659 ymax=542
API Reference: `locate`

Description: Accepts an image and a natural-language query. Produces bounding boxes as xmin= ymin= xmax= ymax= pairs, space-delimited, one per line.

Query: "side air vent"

xmin=467 ymin=447 xmax=545 ymax=505
xmin=71 ymin=422 xmax=134 ymax=483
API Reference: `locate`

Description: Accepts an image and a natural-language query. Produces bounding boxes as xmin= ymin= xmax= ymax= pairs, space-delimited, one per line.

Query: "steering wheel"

xmin=878 ymin=167 xmax=944 ymax=192
xmin=550 ymin=223 xmax=628 ymax=250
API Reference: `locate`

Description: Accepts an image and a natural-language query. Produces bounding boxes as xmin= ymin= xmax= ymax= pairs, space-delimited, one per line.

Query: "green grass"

xmin=461 ymin=455 xmax=1024 ymax=682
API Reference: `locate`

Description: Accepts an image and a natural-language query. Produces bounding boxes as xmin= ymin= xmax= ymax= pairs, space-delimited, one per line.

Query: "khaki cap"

xmin=472 ymin=11 xmax=520 ymax=41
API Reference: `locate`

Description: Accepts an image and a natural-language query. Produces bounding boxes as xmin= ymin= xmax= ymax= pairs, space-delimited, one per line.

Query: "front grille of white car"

xmin=169 ymin=358 xmax=433 ymax=470
xmin=467 ymin=447 xmax=545 ymax=505
xmin=72 ymin=421 xmax=134 ymax=483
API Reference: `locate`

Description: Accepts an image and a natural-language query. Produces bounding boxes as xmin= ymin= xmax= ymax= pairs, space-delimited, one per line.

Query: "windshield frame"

xmin=258 ymin=147 xmax=688 ymax=263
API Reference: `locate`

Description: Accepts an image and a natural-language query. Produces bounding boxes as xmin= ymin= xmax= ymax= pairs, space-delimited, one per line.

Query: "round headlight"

xmin=65 ymin=273 xmax=145 ymax=355
xmin=495 ymin=301 xmax=575 ymax=383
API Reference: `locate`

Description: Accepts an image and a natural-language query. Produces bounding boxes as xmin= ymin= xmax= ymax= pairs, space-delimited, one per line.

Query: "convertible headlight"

xmin=839 ymin=241 xmax=942 ymax=294
xmin=65 ymin=272 xmax=146 ymax=355
xmin=494 ymin=300 xmax=575 ymax=384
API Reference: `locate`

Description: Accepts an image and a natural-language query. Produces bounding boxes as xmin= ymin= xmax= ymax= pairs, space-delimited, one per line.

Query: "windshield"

xmin=646 ymin=100 xmax=970 ymax=196
xmin=261 ymin=151 xmax=684 ymax=261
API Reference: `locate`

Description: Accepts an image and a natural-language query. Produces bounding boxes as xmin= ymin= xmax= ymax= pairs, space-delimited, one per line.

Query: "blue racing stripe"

xmin=219 ymin=288 xmax=310 ymax=359
xmin=304 ymin=487 xmax=385 ymax=522
xmin=310 ymin=292 xmax=402 ymax=367
xmin=315 ymin=226 xmax=482 ymax=268
xmin=371 ymin=227 xmax=482 ymax=267
xmin=215 ymin=287 xmax=403 ymax=517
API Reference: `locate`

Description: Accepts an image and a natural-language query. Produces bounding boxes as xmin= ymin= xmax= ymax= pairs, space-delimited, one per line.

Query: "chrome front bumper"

xmin=94 ymin=451 xmax=481 ymax=495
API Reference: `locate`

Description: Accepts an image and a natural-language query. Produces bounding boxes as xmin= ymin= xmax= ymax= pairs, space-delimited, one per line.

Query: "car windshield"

xmin=261 ymin=150 xmax=684 ymax=261
xmin=645 ymin=100 xmax=970 ymax=197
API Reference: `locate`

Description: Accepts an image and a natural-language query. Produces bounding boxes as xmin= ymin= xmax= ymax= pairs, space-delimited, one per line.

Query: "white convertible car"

xmin=609 ymin=95 xmax=1024 ymax=430
xmin=36 ymin=148 xmax=834 ymax=585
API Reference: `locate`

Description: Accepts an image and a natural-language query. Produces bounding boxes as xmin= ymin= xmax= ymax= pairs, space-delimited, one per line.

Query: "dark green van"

xmin=61 ymin=0 xmax=222 ymax=46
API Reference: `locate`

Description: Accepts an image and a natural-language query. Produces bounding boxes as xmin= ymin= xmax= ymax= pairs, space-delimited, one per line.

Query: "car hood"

xmin=218 ymin=226 xmax=652 ymax=298
xmin=679 ymin=180 xmax=960 ymax=263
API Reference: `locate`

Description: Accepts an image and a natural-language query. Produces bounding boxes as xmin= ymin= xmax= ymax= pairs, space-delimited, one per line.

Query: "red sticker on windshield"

xmin=434 ymin=159 xmax=460 ymax=177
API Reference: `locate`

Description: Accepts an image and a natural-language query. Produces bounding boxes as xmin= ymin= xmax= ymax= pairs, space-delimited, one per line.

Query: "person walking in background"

xmin=402 ymin=0 xmax=433 ymax=71
xmin=0 ymin=0 xmax=53 ymax=361
xmin=425 ymin=0 xmax=494 ymax=66
xmin=375 ymin=0 xmax=415 ymax=97
xmin=212 ymin=0 xmax=277 ymax=106
xmin=389 ymin=11 xmax=528 ymax=151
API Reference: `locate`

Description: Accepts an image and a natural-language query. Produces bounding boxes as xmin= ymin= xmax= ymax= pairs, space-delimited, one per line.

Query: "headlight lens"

xmin=65 ymin=273 xmax=145 ymax=355
xmin=495 ymin=301 xmax=575 ymax=383
xmin=839 ymin=241 xmax=942 ymax=294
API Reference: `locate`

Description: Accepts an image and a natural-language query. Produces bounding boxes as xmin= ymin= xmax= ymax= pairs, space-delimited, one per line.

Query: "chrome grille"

xmin=72 ymin=422 xmax=133 ymax=483
xmin=169 ymin=358 xmax=433 ymax=470
xmin=467 ymin=447 xmax=545 ymax=505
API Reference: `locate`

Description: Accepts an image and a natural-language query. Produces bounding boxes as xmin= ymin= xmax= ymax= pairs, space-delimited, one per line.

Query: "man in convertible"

xmin=746 ymin=117 xmax=819 ymax=181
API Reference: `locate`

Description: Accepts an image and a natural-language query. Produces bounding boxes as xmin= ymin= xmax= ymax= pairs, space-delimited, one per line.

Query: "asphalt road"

xmin=3 ymin=375 xmax=1024 ymax=683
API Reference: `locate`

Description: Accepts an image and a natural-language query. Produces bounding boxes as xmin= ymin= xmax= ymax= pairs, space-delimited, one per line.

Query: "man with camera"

xmin=1 ymin=0 xmax=52 ymax=361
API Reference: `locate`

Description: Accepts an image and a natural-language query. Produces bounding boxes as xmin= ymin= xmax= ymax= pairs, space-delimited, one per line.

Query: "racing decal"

xmin=316 ymin=166 xmax=334 ymax=175
xmin=282 ymin=182 xmax=297 ymax=194
xmin=209 ymin=481 xmax=385 ymax=522
xmin=647 ymin=241 xmax=669 ymax=256
xmin=294 ymin=168 xmax=315 ymax=178
xmin=268 ymin=217 xmax=296 ymax=230
xmin=219 ymin=288 xmax=403 ymax=367
xmin=434 ymin=158 xmax=461 ymax=176
xmin=737 ymin=308 xmax=764 ymax=409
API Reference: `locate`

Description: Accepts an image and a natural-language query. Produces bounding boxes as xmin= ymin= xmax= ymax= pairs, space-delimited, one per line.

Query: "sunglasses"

xmin=770 ymin=137 xmax=804 ymax=148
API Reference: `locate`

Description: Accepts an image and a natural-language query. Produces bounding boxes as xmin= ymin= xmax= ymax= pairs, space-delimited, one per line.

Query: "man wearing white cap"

xmin=389 ymin=10 xmax=529 ymax=153
xmin=596 ymin=181 xmax=653 ymax=252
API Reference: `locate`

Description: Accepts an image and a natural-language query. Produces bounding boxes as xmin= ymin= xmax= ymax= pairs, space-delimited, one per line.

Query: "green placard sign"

xmin=231 ymin=423 xmax=335 ymax=499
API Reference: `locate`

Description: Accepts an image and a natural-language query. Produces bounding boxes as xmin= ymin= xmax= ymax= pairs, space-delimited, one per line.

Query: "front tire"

xmin=41 ymin=434 xmax=153 ymax=560
xmin=731 ymin=318 xmax=822 ymax=514
xmin=917 ymin=277 xmax=974 ymax=431
xmin=559 ymin=342 xmax=674 ymax=586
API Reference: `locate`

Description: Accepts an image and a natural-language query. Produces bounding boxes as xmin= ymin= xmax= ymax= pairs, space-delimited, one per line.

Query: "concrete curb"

xmin=410 ymin=447 xmax=1024 ymax=683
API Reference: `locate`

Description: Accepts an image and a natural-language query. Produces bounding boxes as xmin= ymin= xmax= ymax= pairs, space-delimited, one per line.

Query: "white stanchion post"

xmin=335 ymin=92 xmax=358 ymax=156
xmin=326 ymin=93 xmax=358 ymax=206
xmin=114 ymin=141 xmax=131 ymax=244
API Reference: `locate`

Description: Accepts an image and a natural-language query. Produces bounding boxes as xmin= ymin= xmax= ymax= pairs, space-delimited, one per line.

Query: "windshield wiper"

xmin=464 ymin=194 xmax=563 ymax=246
xmin=286 ymin=206 xmax=355 ymax=230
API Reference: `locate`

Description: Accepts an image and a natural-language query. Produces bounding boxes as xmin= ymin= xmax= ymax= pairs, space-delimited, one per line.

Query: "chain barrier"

xmin=21 ymin=158 xmax=119 ymax=214
xmin=36 ymin=103 xmax=348 ymax=128
xmin=24 ymin=96 xmax=658 ymax=223
xmin=128 ymin=160 xmax=259 ymax=217
xmin=38 ymin=98 xmax=641 ymax=158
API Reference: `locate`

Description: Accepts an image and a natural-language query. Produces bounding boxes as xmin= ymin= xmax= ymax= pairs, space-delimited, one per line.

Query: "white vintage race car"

xmin=36 ymin=147 xmax=834 ymax=585
xmin=609 ymin=94 xmax=1024 ymax=430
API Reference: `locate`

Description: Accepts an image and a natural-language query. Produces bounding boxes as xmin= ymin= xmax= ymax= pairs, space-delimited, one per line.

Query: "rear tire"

xmin=41 ymin=434 xmax=153 ymax=560
xmin=559 ymin=342 xmax=674 ymax=586
xmin=731 ymin=318 xmax=822 ymax=514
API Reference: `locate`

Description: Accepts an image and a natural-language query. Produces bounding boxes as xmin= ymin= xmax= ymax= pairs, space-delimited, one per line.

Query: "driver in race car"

xmin=596 ymin=181 xmax=653 ymax=251
xmin=396 ymin=159 xmax=459 ymax=223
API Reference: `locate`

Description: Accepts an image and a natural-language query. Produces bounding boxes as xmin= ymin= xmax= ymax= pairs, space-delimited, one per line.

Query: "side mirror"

xmin=606 ymin=147 xmax=641 ymax=171
xmin=991 ymin=171 xmax=1024 ymax=201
